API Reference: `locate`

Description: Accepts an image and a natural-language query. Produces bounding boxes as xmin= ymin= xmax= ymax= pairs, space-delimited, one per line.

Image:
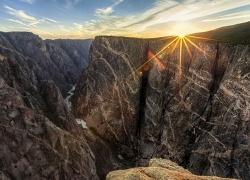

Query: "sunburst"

xmin=122 ymin=34 xmax=214 ymax=85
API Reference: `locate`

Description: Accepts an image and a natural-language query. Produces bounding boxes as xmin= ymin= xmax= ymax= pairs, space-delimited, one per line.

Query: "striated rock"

xmin=82 ymin=129 xmax=122 ymax=180
xmin=72 ymin=35 xmax=250 ymax=179
xmin=0 ymin=76 xmax=98 ymax=179
xmin=45 ymin=39 xmax=92 ymax=69
xmin=106 ymin=158 xmax=236 ymax=180
xmin=0 ymin=39 xmax=99 ymax=179
xmin=0 ymin=170 xmax=11 ymax=180
xmin=72 ymin=36 xmax=148 ymax=153
xmin=0 ymin=32 xmax=91 ymax=97
xmin=39 ymin=80 xmax=80 ymax=132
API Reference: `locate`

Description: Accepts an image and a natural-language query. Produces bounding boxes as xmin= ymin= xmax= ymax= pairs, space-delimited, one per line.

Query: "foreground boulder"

xmin=106 ymin=159 xmax=237 ymax=180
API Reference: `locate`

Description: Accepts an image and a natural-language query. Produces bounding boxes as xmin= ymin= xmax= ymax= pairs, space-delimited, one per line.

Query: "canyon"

xmin=0 ymin=27 xmax=250 ymax=180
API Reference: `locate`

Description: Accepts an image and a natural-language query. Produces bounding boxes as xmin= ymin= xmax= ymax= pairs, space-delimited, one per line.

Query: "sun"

xmin=178 ymin=34 xmax=185 ymax=38
xmin=122 ymin=25 xmax=214 ymax=86
xmin=169 ymin=23 xmax=198 ymax=38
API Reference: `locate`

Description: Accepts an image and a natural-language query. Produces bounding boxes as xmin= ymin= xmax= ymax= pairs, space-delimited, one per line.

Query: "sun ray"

xmin=179 ymin=37 xmax=183 ymax=76
xmin=121 ymin=34 xmax=220 ymax=86
xmin=184 ymin=36 xmax=212 ymax=59
xmin=170 ymin=38 xmax=180 ymax=54
xmin=122 ymin=36 xmax=179 ymax=83
xmin=183 ymin=38 xmax=193 ymax=59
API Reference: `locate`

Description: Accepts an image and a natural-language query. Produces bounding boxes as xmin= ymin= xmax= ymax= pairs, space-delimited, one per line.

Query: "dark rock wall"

xmin=0 ymin=37 xmax=98 ymax=179
xmin=45 ymin=39 xmax=92 ymax=69
xmin=0 ymin=32 xmax=92 ymax=97
xmin=72 ymin=36 xmax=250 ymax=179
xmin=0 ymin=55 xmax=98 ymax=179
xmin=72 ymin=36 xmax=148 ymax=149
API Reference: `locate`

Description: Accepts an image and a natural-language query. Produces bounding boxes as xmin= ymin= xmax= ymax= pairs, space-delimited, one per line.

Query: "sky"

xmin=0 ymin=0 xmax=250 ymax=39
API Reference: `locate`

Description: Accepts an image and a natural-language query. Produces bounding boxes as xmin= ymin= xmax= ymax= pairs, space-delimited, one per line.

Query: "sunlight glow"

xmin=179 ymin=34 xmax=185 ymax=38
xmin=169 ymin=23 xmax=200 ymax=37
xmin=122 ymin=34 xmax=215 ymax=86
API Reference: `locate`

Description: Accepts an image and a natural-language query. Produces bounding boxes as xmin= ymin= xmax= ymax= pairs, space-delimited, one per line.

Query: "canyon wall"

xmin=0 ymin=32 xmax=92 ymax=97
xmin=72 ymin=36 xmax=250 ymax=180
xmin=0 ymin=34 xmax=98 ymax=179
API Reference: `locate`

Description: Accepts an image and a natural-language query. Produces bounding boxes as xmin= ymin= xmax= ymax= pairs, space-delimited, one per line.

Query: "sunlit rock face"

xmin=107 ymin=158 xmax=236 ymax=180
xmin=72 ymin=36 xmax=250 ymax=179
xmin=0 ymin=32 xmax=92 ymax=97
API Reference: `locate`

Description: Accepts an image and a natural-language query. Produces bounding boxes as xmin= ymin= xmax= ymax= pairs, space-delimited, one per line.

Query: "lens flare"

xmin=148 ymin=50 xmax=166 ymax=70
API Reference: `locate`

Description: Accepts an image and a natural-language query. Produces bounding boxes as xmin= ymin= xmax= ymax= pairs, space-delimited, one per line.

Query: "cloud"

xmin=84 ymin=0 xmax=250 ymax=37
xmin=95 ymin=7 xmax=114 ymax=17
xmin=95 ymin=0 xmax=123 ymax=17
xmin=73 ymin=23 xmax=83 ymax=30
xmin=203 ymin=10 xmax=250 ymax=22
xmin=7 ymin=19 xmax=28 ymax=26
xmin=44 ymin=17 xmax=58 ymax=23
xmin=4 ymin=5 xmax=55 ymax=27
xmin=19 ymin=0 xmax=35 ymax=4
xmin=4 ymin=5 xmax=37 ymax=23
xmin=63 ymin=0 xmax=82 ymax=10
xmin=58 ymin=25 xmax=70 ymax=32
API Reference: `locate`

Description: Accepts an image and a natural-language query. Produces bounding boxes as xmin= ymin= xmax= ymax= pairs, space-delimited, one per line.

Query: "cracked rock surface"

xmin=72 ymin=36 xmax=250 ymax=179
xmin=0 ymin=76 xmax=98 ymax=179
xmin=0 ymin=37 xmax=98 ymax=179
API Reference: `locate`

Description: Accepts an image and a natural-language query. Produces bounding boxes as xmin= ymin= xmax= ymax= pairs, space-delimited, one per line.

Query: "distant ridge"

xmin=189 ymin=20 xmax=250 ymax=45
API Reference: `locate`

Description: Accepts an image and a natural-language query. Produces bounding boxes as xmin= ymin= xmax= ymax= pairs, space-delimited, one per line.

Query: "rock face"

xmin=0 ymin=77 xmax=98 ymax=179
xmin=107 ymin=158 xmax=237 ymax=180
xmin=72 ymin=36 xmax=250 ymax=179
xmin=0 ymin=32 xmax=92 ymax=97
xmin=72 ymin=36 xmax=148 ymax=152
xmin=0 ymin=36 xmax=98 ymax=179
xmin=45 ymin=39 xmax=92 ymax=69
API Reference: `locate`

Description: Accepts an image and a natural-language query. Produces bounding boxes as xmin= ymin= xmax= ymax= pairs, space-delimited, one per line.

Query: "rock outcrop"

xmin=45 ymin=39 xmax=92 ymax=69
xmin=0 ymin=37 xmax=98 ymax=179
xmin=107 ymin=158 xmax=237 ymax=180
xmin=0 ymin=75 xmax=98 ymax=179
xmin=0 ymin=32 xmax=92 ymax=97
xmin=72 ymin=36 xmax=250 ymax=179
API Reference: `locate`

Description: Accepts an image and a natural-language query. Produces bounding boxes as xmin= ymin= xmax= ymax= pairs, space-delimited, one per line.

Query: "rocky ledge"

xmin=107 ymin=158 xmax=237 ymax=180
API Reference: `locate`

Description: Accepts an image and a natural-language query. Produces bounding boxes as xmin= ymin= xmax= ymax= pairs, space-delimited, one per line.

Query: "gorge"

xmin=1 ymin=21 xmax=250 ymax=180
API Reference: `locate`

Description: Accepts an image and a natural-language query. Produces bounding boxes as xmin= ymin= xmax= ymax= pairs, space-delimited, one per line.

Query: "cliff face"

xmin=72 ymin=36 xmax=250 ymax=179
xmin=45 ymin=39 xmax=92 ymax=69
xmin=73 ymin=37 xmax=148 ymax=148
xmin=0 ymin=36 xmax=98 ymax=179
xmin=0 ymin=32 xmax=92 ymax=97
xmin=0 ymin=77 xmax=98 ymax=179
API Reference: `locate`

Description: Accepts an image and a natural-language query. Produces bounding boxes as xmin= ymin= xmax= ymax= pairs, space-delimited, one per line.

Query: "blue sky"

xmin=1 ymin=0 xmax=250 ymax=39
